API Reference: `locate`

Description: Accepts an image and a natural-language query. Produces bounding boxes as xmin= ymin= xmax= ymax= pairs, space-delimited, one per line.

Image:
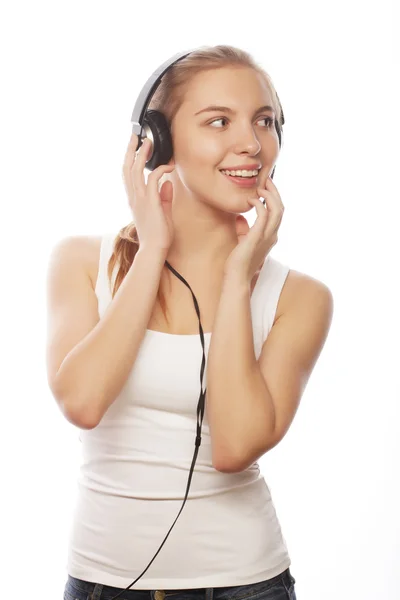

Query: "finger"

xmin=256 ymin=190 xmax=283 ymax=240
xmin=123 ymin=133 xmax=140 ymax=171
xmin=122 ymin=133 xmax=142 ymax=201
xmin=247 ymin=197 xmax=269 ymax=238
xmin=147 ymin=163 xmax=176 ymax=203
xmin=265 ymin=176 xmax=275 ymax=188
xmin=159 ymin=179 xmax=174 ymax=205
xmin=265 ymin=178 xmax=283 ymax=210
xmin=131 ymin=137 xmax=153 ymax=198
xmin=261 ymin=179 xmax=284 ymax=210
xmin=257 ymin=186 xmax=284 ymax=213
xmin=248 ymin=195 xmax=269 ymax=215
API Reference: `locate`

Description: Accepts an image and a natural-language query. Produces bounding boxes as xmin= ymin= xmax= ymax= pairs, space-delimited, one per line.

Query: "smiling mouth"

xmin=219 ymin=168 xmax=261 ymax=177
xmin=219 ymin=170 xmax=259 ymax=187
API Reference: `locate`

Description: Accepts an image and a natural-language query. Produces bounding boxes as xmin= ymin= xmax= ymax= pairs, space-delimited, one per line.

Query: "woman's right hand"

xmin=122 ymin=133 xmax=176 ymax=252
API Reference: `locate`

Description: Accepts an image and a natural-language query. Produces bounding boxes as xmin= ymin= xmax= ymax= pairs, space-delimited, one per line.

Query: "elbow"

xmin=65 ymin=406 xmax=99 ymax=430
xmin=63 ymin=401 xmax=99 ymax=430
xmin=212 ymin=448 xmax=244 ymax=474
xmin=213 ymin=462 xmax=240 ymax=474
xmin=50 ymin=373 xmax=101 ymax=430
xmin=55 ymin=392 xmax=100 ymax=430
xmin=213 ymin=457 xmax=247 ymax=473
xmin=213 ymin=443 xmax=271 ymax=473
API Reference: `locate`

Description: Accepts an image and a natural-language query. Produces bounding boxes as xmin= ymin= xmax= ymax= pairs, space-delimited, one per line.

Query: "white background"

xmin=1 ymin=1 xmax=398 ymax=598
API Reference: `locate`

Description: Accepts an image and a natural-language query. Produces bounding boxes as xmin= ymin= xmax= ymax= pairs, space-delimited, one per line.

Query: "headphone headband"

xmin=131 ymin=49 xmax=193 ymax=138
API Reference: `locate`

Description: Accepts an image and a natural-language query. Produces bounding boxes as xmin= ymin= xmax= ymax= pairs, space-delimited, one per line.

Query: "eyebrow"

xmin=194 ymin=104 xmax=276 ymax=117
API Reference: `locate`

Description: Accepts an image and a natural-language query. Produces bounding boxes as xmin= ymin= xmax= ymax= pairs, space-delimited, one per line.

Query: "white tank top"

xmin=66 ymin=232 xmax=292 ymax=589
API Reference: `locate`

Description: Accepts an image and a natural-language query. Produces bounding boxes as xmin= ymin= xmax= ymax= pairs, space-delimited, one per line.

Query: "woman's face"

xmin=170 ymin=66 xmax=280 ymax=214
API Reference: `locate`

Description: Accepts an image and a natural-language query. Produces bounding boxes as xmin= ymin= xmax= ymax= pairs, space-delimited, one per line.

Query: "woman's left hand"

xmin=224 ymin=177 xmax=285 ymax=283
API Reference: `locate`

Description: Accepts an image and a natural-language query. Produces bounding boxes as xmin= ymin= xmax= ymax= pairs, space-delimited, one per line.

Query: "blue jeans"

xmin=64 ymin=569 xmax=297 ymax=600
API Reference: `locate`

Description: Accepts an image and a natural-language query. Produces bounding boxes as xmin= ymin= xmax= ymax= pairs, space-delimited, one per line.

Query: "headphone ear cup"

xmin=143 ymin=110 xmax=173 ymax=171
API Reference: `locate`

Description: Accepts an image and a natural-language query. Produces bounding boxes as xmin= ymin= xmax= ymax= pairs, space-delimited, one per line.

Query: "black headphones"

xmin=109 ymin=48 xmax=285 ymax=599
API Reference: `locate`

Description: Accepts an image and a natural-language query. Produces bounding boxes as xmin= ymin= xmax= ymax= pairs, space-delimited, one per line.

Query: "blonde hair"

xmin=108 ymin=45 xmax=284 ymax=324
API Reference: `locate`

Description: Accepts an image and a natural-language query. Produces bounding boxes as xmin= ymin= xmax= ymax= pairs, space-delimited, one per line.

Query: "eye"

xmin=209 ymin=116 xmax=275 ymax=128
xmin=257 ymin=117 xmax=275 ymax=128
xmin=209 ymin=117 xmax=229 ymax=128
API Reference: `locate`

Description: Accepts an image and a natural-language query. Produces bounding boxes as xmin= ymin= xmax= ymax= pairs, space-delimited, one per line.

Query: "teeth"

xmin=221 ymin=169 xmax=259 ymax=178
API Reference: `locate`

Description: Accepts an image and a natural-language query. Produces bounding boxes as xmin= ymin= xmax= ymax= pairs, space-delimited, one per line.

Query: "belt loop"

xmin=90 ymin=582 xmax=104 ymax=600
xmin=205 ymin=588 xmax=214 ymax=600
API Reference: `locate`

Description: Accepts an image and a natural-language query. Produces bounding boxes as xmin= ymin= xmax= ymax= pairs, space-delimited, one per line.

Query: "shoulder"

xmin=276 ymin=267 xmax=334 ymax=322
xmin=48 ymin=234 xmax=103 ymax=289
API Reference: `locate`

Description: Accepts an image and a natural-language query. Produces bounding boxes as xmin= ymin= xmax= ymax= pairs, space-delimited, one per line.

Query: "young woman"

xmin=48 ymin=45 xmax=333 ymax=600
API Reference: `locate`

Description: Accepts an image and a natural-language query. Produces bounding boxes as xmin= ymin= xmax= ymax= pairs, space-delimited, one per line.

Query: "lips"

xmin=220 ymin=170 xmax=258 ymax=188
xmin=220 ymin=164 xmax=261 ymax=171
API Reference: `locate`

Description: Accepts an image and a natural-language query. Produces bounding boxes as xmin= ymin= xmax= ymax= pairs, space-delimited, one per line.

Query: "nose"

xmin=232 ymin=124 xmax=261 ymax=156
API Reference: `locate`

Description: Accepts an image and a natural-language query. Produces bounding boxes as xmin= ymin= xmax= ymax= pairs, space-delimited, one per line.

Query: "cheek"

xmin=175 ymin=130 xmax=224 ymax=168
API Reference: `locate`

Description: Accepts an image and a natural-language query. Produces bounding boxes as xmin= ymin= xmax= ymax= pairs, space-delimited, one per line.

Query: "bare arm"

xmin=207 ymin=272 xmax=333 ymax=472
xmin=46 ymin=236 xmax=167 ymax=429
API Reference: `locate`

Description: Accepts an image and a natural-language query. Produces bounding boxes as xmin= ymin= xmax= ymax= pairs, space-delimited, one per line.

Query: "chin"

xmin=212 ymin=191 xmax=257 ymax=215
